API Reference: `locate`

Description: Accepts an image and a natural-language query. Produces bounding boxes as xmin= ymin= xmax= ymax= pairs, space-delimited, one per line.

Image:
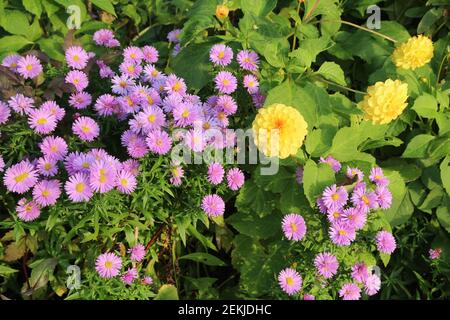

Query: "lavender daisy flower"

xmin=170 ymin=164 xmax=184 ymax=186
xmin=36 ymin=156 xmax=58 ymax=177
xmin=69 ymin=91 xmax=92 ymax=110
xmin=146 ymin=130 xmax=172 ymax=155
xmin=123 ymin=46 xmax=144 ymax=64
xmin=278 ymin=268 xmax=302 ymax=296
xmin=207 ymin=162 xmax=224 ymax=185
xmin=351 ymin=262 xmax=369 ymax=283
xmin=94 ymin=94 xmax=118 ymax=116
xmin=184 ymin=128 xmax=205 ymax=152
xmin=351 ymin=186 xmax=378 ymax=213
xmin=216 ymin=95 xmax=237 ymax=115
xmin=122 ymin=159 xmax=140 ymax=176
xmin=237 ymin=50 xmax=259 ymax=71
xmin=322 ymin=184 xmax=348 ymax=211
xmin=41 ymin=101 xmax=65 ymax=121
xmin=32 ymin=179 xmax=61 ymax=207
xmin=346 ymin=166 xmax=364 ymax=181
xmin=65 ymin=46 xmax=89 ymax=69
xmin=128 ymin=244 xmax=145 ymax=262
xmin=364 ymin=273 xmax=381 ymax=296
xmin=167 ymin=29 xmax=181 ymax=43
xmin=243 ymin=74 xmax=259 ymax=94
xmin=95 ymin=252 xmax=122 ymax=278
xmin=209 ymin=44 xmax=233 ymax=66
xmin=143 ymin=45 xmax=159 ymax=63
xmin=342 ymin=207 xmax=367 ymax=230
xmin=0 ymin=101 xmax=11 ymax=124
xmin=316 ymin=197 xmax=328 ymax=214
xmin=122 ymin=267 xmax=138 ymax=285
xmin=326 ymin=208 xmax=344 ymax=224
xmin=375 ymin=230 xmax=396 ymax=254
xmin=17 ymin=55 xmax=43 ymax=79
xmin=72 ymin=116 xmax=100 ymax=142
xmin=339 ymin=283 xmax=361 ymax=300
xmin=138 ymin=106 xmax=166 ymax=133
xmin=303 ymin=294 xmax=315 ymax=300
xmin=93 ymin=29 xmax=119 ymax=47
xmin=89 ymin=160 xmax=116 ymax=193
xmin=3 ymin=161 xmax=38 ymax=194
xmin=329 ymin=221 xmax=356 ymax=246
xmin=28 ymin=108 xmax=57 ymax=134
xmin=319 ymin=156 xmax=341 ymax=173
xmin=164 ymin=74 xmax=187 ymax=96
xmin=65 ymin=70 xmax=89 ymax=92
xmin=314 ymin=252 xmax=339 ymax=279
xmin=115 ymin=170 xmax=137 ymax=194
xmin=282 ymin=213 xmax=307 ymax=241
xmin=8 ymin=94 xmax=34 ymax=115
xmin=126 ymin=136 xmax=149 ymax=159
xmin=143 ymin=64 xmax=161 ymax=83
xmin=2 ymin=54 xmax=21 ymax=72
xmin=119 ymin=60 xmax=143 ymax=79
xmin=112 ymin=75 xmax=134 ymax=95
xmin=226 ymin=168 xmax=245 ymax=190
xmin=251 ymin=91 xmax=266 ymax=108
xmin=143 ymin=276 xmax=153 ymax=285
xmin=65 ymin=172 xmax=93 ymax=202
xmin=214 ymin=71 xmax=237 ymax=94
xmin=375 ymin=186 xmax=392 ymax=209
xmin=369 ymin=167 xmax=389 ymax=187
xmin=201 ymin=194 xmax=225 ymax=217
xmin=429 ymin=248 xmax=442 ymax=260
xmin=16 ymin=198 xmax=41 ymax=222
xmin=0 ymin=155 xmax=5 ymax=173
xmin=40 ymin=136 xmax=68 ymax=161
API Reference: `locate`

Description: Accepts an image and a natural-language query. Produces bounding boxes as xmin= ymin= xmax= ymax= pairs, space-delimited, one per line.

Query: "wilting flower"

xmin=207 ymin=162 xmax=224 ymax=185
xmin=210 ymin=44 xmax=233 ymax=66
xmin=16 ymin=198 xmax=41 ymax=222
xmin=252 ymin=104 xmax=308 ymax=159
xmin=358 ymin=79 xmax=408 ymax=125
xmin=17 ymin=55 xmax=42 ymax=79
xmin=278 ymin=268 xmax=302 ymax=296
xmin=339 ymin=283 xmax=361 ymax=300
xmin=237 ymin=50 xmax=259 ymax=71
xmin=314 ymin=252 xmax=339 ymax=279
xmin=226 ymin=168 xmax=245 ymax=190
xmin=201 ymin=194 xmax=225 ymax=217
xmin=72 ymin=116 xmax=100 ymax=142
xmin=3 ymin=161 xmax=38 ymax=194
xmin=392 ymin=35 xmax=434 ymax=70
xmin=122 ymin=267 xmax=138 ymax=285
xmin=66 ymin=46 xmax=89 ymax=69
xmin=375 ymin=230 xmax=396 ymax=254
xmin=303 ymin=294 xmax=315 ymax=300
xmin=282 ymin=213 xmax=307 ymax=241
xmin=95 ymin=252 xmax=122 ymax=278
xmin=32 ymin=179 xmax=61 ymax=207
xmin=65 ymin=173 xmax=93 ymax=202
xmin=128 ymin=244 xmax=146 ymax=262
xmin=214 ymin=71 xmax=237 ymax=94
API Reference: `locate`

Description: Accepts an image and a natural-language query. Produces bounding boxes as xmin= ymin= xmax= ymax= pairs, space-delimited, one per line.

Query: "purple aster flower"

xmin=2 ymin=54 xmax=21 ymax=72
xmin=0 ymin=155 xmax=4 ymax=173
xmin=375 ymin=186 xmax=392 ymax=209
xmin=112 ymin=74 xmax=134 ymax=95
xmin=119 ymin=60 xmax=142 ymax=79
xmin=167 ymin=29 xmax=181 ymax=43
xmin=121 ymin=159 xmax=140 ymax=176
xmin=216 ymin=95 xmax=237 ymax=115
xmin=303 ymin=294 xmax=315 ymax=300
xmin=142 ymin=45 xmax=159 ymax=63
xmin=65 ymin=46 xmax=89 ymax=69
xmin=3 ymin=161 xmax=38 ymax=194
xmin=8 ymin=94 xmax=34 ymax=115
xmin=314 ymin=252 xmax=339 ymax=279
xmin=0 ymin=101 xmax=11 ymax=124
xmin=122 ymin=267 xmax=138 ymax=285
xmin=115 ymin=170 xmax=137 ymax=194
xmin=209 ymin=44 xmax=233 ymax=66
xmin=126 ymin=136 xmax=149 ymax=159
xmin=69 ymin=91 xmax=92 ymax=110
xmin=329 ymin=221 xmax=356 ymax=246
xmin=184 ymin=128 xmax=205 ymax=152
xmin=201 ymin=194 xmax=225 ymax=217
xmin=65 ymin=70 xmax=89 ymax=91
xmin=143 ymin=64 xmax=161 ymax=83
xmin=342 ymin=207 xmax=367 ymax=230
xmin=326 ymin=208 xmax=344 ymax=224
xmin=65 ymin=172 xmax=93 ymax=202
xmin=243 ymin=74 xmax=259 ymax=94
xmin=351 ymin=262 xmax=369 ymax=283
xmin=207 ymin=162 xmax=224 ymax=185
xmin=142 ymin=276 xmax=153 ymax=285
xmin=214 ymin=71 xmax=237 ymax=94
xmin=137 ymin=106 xmax=166 ymax=133
xmin=351 ymin=185 xmax=378 ymax=213
xmin=94 ymin=94 xmax=118 ymax=116
xmin=93 ymin=29 xmax=119 ymax=47
xmin=72 ymin=116 xmax=100 ymax=142
xmin=316 ymin=197 xmax=328 ymax=214
xmin=226 ymin=168 xmax=245 ymax=190
xmin=369 ymin=167 xmax=389 ymax=187
xmin=17 ymin=55 xmax=42 ymax=79
xmin=282 ymin=213 xmax=307 ymax=241
xmin=375 ymin=230 xmax=396 ymax=254
xmin=36 ymin=156 xmax=58 ymax=177
xmin=123 ymin=46 xmax=144 ymax=64
xmin=89 ymin=160 xmax=116 ymax=193
xmin=278 ymin=268 xmax=302 ymax=296
xmin=237 ymin=50 xmax=259 ymax=71
xmin=164 ymin=74 xmax=187 ymax=96
xmin=32 ymin=179 xmax=61 ymax=207
xmin=146 ymin=129 xmax=172 ymax=155
xmin=346 ymin=166 xmax=364 ymax=181
xmin=41 ymin=101 xmax=65 ymax=121
xmin=40 ymin=136 xmax=68 ymax=161
xmin=28 ymin=108 xmax=57 ymax=135
xmin=322 ymin=184 xmax=348 ymax=211
xmin=16 ymin=198 xmax=41 ymax=222
xmin=128 ymin=244 xmax=145 ymax=262
xmin=251 ymin=91 xmax=266 ymax=108
xmin=95 ymin=252 xmax=122 ymax=278
xmin=429 ymin=248 xmax=442 ymax=260
xmin=319 ymin=156 xmax=341 ymax=173
xmin=339 ymin=283 xmax=361 ymax=300
xmin=170 ymin=164 xmax=184 ymax=186
xmin=364 ymin=273 xmax=381 ymax=296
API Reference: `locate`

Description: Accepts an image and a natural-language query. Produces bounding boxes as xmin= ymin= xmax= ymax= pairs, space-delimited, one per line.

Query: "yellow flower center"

xmin=42 ymin=190 xmax=50 ymax=197
xmin=286 ymin=277 xmax=294 ymax=286
xmin=26 ymin=64 xmax=33 ymax=71
xmin=37 ymin=117 xmax=47 ymax=125
xmin=75 ymin=183 xmax=85 ymax=193
xmin=182 ymin=110 xmax=189 ymax=118
xmin=81 ymin=125 xmax=91 ymax=133
xmin=290 ymin=223 xmax=298 ymax=232
xmin=99 ymin=169 xmax=107 ymax=183
xmin=15 ymin=172 xmax=29 ymax=183
xmin=173 ymin=82 xmax=182 ymax=92
xmin=73 ymin=55 xmax=80 ymax=62
xmin=148 ymin=114 xmax=156 ymax=123
xmin=339 ymin=229 xmax=347 ymax=236
xmin=104 ymin=261 xmax=113 ymax=269
xmin=331 ymin=193 xmax=339 ymax=201
xmin=44 ymin=163 xmax=52 ymax=171
xmin=127 ymin=65 xmax=135 ymax=73
xmin=218 ymin=51 xmax=225 ymax=59
xmin=120 ymin=178 xmax=128 ymax=187
xmin=362 ymin=195 xmax=370 ymax=205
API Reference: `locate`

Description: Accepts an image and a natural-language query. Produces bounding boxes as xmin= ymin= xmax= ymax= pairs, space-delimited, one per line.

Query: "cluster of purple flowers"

xmin=95 ymin=244 xmax=153 ymax=286
xmin=278 ymin=158 xmax=396 ymax=299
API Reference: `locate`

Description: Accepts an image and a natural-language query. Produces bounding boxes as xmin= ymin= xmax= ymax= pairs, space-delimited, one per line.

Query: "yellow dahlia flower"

xmin=392 ymin=35 xmax=434 ymax=70
xmin=358 ymin=79 xmax=409 ymax=125
xmin=252 ymin=103 xmax=308 ymax=159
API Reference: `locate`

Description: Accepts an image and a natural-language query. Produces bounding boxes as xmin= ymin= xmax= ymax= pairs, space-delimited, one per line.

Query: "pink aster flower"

xmin=112 ymin=74 xmax=134 ymax=95
xmin=115 ymin=170 xmax=137 ymax=194
xmin=375 ymin=186 xmax=392 ymax=209
xmin=209 ymin=44 xmax=233 ymax=66
xmin=164 ymin=74 xmax=187 ymax=96
xmin=319 ymin=156 xmax=341 ymax=173
xmin=119 ymin=60 xmax=142 ymax=79
xmin=143 ymin=64 xmax=161 ymax=83
xmin=226 ymin=168 xmax=245 ymax=191
xmin=282 ymin=213 xmax=307 ymax=241
xmin=0 ymin=155 xmax=5 ymax=173
xmin=316 ymin=197 xmax=328 ymax=214
xmin=142 ymin=276 xmax=153 ymax=285
xmin=3 ymin=160 xmax=38 ymax=194
xmin=8 ymin=94 xmax=34 ymax=115
xmin=127 ymin=136 xmax=149 ymax=159
xmin=72 ymin=152 xmax=95 ymax=173
xmin=93 ymin=29 xmax=120 ymax=47
xmin=216 ymin=95 xmax=237 ymax=115
xmin=364 ymin=273 xmax=381 ymax=296
xmin=429 ymin=248 xmax=442 ymax=260
xmin=0 ymin=101 xmax=11 ymax=124
xmin=36 ymin=156 xmax=58 ymax=177
xmin=326 ymin=208 xmax=344 ymax=224
xmin=346 ymin=166 xmax=364 ymax=181
xmin=375 ymin=230 xmax=396 ymax=254
xmin=351 ymin=262 xmax=369 ymax=283
xmin=201 ymin=194 xmax=225 ymax=217
xmin=339 ymin=283 xmax=361 ymax=300
xmin=142 ymin=45 xmax=159 ymax=63
xmin=342 ymin=207 xmax=367 ymax=230
xmin=69 ymin=91 xmax=92 ymax=110
xmin=128 ymin=244 xmax=145 ymax=262
xmin=369 ymin=167 xmax=389 ymax=187
xmin=237 ymin=50 xmax=259 ymax=71
xmin=40 ymin=101 xmax=65 ymax=121
xmin=329 ymin=221 xmax=356 ymax=246
xmin=89 ymin=160 xmax=116 ymax=193
xmin=303 ymin=294 xmax=315 ymax=300
xmin=322 ymin=184 xmax=348 ymax=211
xmin=121 ymin=159 xmax=140 ymax=176
xmin=17 ymin=55 xmax=43 ymax=79
xmin=207 ymin=162 xmax=224 ymax=185
xmin=28 ymin=108 xmax=57 ymax=134
xmin=2 ymin=54 xmax=21 ymax=72
xmin=95 ymin=252 xmax=122 ymax=278
xmin=65 ymin=46 xmax=89 ymax=69
xmin=65 ymin=70 xmax=89 ymax=91
xmin=32 ymin=179 xmax=61 ymax=207
xmin=173 ymin=102 xmax=199 ymax=127
xmin=121 ymin=267 xmax=138 ymax=285
xmin=94 ymin=94 xmax=117 ymax=116
xmin=146 ymin=130 xmax=172 ymax=155
xmin=278 ymin=268 xmax=302 ymax=296
xmin=123 ymin=46 xmax=144 ymax=64
xmin=243 ymin=74 xmax=259 ymax=94
xmin=184 ymin=128 xmax=205 ymax=152
xmin=351 ymin=185 xmax=378 ymax=213
xmin=170 ymin=164 xmax=184 ymax=186
xmin=16 ymin=198 xmax=41 ymax=222
xmin=65 ymin=172 xmax=93 ymax=202
xmin=167 ymin=29 xmax=181 ymax=43
xmin=214 ymin=71 xmax=237 ymax=94
xmin=314 ymin=252 xmax=339 ymax=279
xmin=72 ymin=116 xmax=100 ymax=142
xmin=137 ymin=106 xmax=166 ymax=133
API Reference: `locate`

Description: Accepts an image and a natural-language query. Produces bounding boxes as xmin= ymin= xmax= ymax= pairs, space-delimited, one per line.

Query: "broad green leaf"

xmin=441 ymin=156 xmax=450 ymax=196
xmin=1 ymin=10 xmax=31 ymax=37
xmin=383 ymin=171 xmax=412 ymax=226
xmin=38 ymin=36 xmax=65 ymax=61
xmin=227 ymin=211 xmax=281 ymax=239
xmin=0 ymin=35 xmax=32 ymax=54
xmin=305 ymin=127 xmax=336 ymax=157
xmin=317 ymin=61 xmax=346 ymax=85
xmin=179 ymin=252 xmax=226 ymax=266
xmin=23 ymin=0 xmax=43 ymax=17
xmin=154 ymin=284 xmax=179 ymax=300
xmin=91 ymin=0 xmax=116 ymax=16
xmin=289 ymin=37 xmax=330 ymax=68
xmin=402 ymin=134 xmax=435 ymax=158
xmin=303 ymin=160 xmax=335 ymax=208
xmin=437 ymin=196 xmax=450 ymax=233
xmin=241 ymin=0 xmax=276 ymax=17
xmin=411 ymin=94 xmax=438 ymax=119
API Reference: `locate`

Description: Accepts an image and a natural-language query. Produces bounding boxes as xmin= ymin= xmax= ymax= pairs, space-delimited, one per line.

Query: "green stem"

xmin=340 ymin=20 xmax=397 ymax=43
xmin=436 ymin=47 xmax=448 ymax=88
xmin=291 ymin=1 xmax=302 ymax=51
xmin=315 ymin=76 xmax=367 ymax=95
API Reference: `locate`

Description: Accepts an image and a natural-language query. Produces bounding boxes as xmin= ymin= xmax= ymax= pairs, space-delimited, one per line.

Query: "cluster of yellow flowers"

xmin=392 ymin=35 xmax=434 ymax=70
xmin=252 ymin=104 xmax=308 ymax=159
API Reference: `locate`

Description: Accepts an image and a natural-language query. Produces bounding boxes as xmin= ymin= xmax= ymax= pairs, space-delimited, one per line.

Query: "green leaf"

xmin=303 ymin=160 xmax=335 ymax=208
xmin=179 ymin=252 xmax=226 ymax=266
xmin=383 ymin=171 xmax=412 ymax=226
xmin=227 ymin=211 xmax=281 ymax=239
xmin=441 ymin=156 xmax=450 ymax=196
xmin=380 ymin=252 xmax=391 ymax=267
xmin=241 ymin=0 xmax=276 ymax=17
xmin=316 ymin=61 xmax=346 ymax=86
xmin=417 ymin=8 xmax=443 ymax=35
xmin=91 ymin=0 xmax=116 ymax=16
xmin=0 ymin=35 xmax=32 ymax=54
xmin=418 ymin=187 xmax=444 ymax=212
xmin=38 ymin=36 xmax=65 ymax=61
xmin=289 ymin=37 xmax=330 ymax=68
xmin=402 ymin=134 xmax=435 ymax=158
xmin=1 ymin=10 xmax=31 ymax=37
xmin=437 ymin=196 xmax=450 ymax=233
xmin=154 ymin=284 xmax=179 ymax=300
xmin=22 ymin=0 xmax=43 ymax=17
xmin=0 ymin=264 xmax=18 ymax=276
xmin=411 ymin=94 xmax=439 ymax=119
xmin=305 ymin=127 xmax=336 ymax=157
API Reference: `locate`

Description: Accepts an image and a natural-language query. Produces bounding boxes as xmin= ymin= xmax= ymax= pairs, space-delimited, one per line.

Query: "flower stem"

xmin=340 ymin=20 xmax=398 ymax=43
xmin=315 ymin=76 xmax=367 ymax=95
